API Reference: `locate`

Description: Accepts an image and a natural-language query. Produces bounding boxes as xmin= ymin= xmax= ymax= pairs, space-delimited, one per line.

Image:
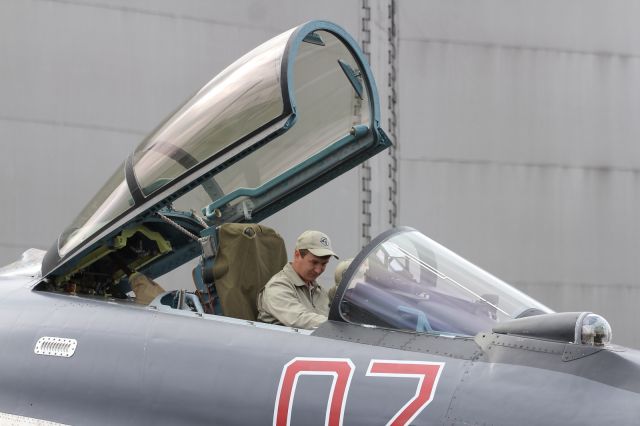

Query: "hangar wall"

xmin=1 ymin=0 xmax=639 ymax=348
xmin=394 ymin=0 xmax=640 ymax=349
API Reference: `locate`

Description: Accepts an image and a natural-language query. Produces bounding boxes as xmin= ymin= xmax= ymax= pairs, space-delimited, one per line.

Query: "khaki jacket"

xmin=257 ymin=263 xmax=330 ymax=329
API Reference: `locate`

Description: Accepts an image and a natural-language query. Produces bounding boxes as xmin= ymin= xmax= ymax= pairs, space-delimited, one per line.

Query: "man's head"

xmin=292 ymin=230 xmax=338 ymax=283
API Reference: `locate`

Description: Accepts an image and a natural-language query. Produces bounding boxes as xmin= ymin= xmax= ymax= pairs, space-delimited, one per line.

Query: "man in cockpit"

xmin=257 ymin=230 xmax=338 ymax=329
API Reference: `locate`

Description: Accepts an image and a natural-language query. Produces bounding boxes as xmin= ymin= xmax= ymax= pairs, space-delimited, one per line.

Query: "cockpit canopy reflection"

xmin=337 ymin=228 xmax=552 ymax=336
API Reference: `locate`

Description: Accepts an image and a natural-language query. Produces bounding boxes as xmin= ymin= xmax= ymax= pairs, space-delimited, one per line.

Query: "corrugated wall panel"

xmin=400 ymin=42 xmax=640 ymax=168
xmin=399 ymin=0 xmax=640 ymax=56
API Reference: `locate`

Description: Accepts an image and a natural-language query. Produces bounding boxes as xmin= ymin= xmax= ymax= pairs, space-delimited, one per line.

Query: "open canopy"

xmin=41 ymin=21 xmax=390 ymax=280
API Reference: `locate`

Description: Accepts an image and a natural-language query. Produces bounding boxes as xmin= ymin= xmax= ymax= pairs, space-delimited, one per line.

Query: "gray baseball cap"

xmin=296 ymin=230 xmax=339 ymax=259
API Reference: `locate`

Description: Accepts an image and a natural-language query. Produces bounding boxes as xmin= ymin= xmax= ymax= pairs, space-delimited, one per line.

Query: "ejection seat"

xmin=197 ymin=223 xmax=287 ymax=321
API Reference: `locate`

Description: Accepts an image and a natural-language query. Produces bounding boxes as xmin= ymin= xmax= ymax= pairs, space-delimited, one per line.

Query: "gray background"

xmin=2 ymin=0 xmax=639 ymax=348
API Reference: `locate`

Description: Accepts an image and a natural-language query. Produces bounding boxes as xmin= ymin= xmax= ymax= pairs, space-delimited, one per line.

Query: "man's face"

xmin=292 ymin=250 xmax=330 ymax=283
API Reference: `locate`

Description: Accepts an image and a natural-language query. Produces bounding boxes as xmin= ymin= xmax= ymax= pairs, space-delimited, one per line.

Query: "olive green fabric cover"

xmin=129 ymin=272 xmax=165 ymax=305
xmin=212 ymin=223 xmax=287 ymax=320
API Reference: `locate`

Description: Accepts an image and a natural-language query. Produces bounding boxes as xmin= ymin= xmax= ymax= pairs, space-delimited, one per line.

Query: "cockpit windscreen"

xmin=339 ymin=229 xmax=552 ymax=336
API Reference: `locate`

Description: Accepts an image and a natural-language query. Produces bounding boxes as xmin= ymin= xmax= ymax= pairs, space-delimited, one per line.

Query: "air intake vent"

xmin=34 ymin=337 xmax=77 ymax=358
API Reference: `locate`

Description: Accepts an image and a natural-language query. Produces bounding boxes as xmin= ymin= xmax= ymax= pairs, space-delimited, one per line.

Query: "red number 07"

xmin=274 ymin=358 xmax=444 ymax=426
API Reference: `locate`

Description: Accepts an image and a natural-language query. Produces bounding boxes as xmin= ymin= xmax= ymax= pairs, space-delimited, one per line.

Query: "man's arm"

xmin=260 ymin=281 xmax=327 ymax=329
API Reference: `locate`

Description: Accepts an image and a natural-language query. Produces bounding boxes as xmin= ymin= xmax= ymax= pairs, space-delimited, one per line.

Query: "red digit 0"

xmin=274 ymin=357 xmax=355 ymax=426
xmin=366 ymin=360 xmax=445 ymax=426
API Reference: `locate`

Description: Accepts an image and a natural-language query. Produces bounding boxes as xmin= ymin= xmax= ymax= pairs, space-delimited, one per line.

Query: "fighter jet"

xmin=0 ymin=20 xmax=638 ymax=426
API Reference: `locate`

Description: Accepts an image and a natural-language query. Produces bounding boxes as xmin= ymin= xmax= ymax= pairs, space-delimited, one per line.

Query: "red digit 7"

xmin=366 ymin=360 xmax=445 ymax=426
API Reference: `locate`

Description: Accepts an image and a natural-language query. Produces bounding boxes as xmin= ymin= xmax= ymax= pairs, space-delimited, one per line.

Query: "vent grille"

xmin=34 ymin=337 xmax=77 ymax=358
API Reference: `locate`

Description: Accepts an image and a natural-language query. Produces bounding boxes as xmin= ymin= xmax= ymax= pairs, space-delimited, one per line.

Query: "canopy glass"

xmin=336 ymin=228 xmax=553 ymax=336
xmin=45 ymin=21 xmax=384 ymax=279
